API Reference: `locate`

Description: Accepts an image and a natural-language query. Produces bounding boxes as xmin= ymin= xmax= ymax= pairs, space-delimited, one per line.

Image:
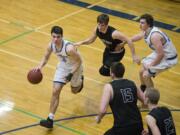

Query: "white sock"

xmin=48 ymin=113 xmax=54 ymax=120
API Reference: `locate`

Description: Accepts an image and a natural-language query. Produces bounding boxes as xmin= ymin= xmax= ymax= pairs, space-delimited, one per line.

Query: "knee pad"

xmin=99 ymin=65 xmax=110 ymax=76
xmin=140 ymin=84 xmax=146 ymax=92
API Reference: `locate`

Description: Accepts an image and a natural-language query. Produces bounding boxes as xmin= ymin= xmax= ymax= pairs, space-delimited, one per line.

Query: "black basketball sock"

xmin=140 ymin=84 xmax=146 ymax=92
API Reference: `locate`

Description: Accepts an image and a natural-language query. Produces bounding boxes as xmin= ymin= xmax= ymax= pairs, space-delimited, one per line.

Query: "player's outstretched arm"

xmin=34 ymin=44 xmax=52 ymax=71
xmin=113 ymin=30 xmax=141 ymax=64
xmin=131 ymin=32 xmax=144 ymax=42
xmin=66 ymin=44 xmax=82 ymax=74
xmin=74 ymin=28 xmax=97 ymax=46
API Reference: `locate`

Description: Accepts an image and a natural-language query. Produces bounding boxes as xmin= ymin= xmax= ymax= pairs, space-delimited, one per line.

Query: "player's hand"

xmin=133 ymin=55 xmax=141 ymax=65
xmin=65 ymin=73 xmax=73 ymax=82
xmin=32 ymin=66 xmax=42 ymax=72
xmin=120 ymin=41 xmax=127 ymax=46
xmin=73 ymin=42 xmax=82 ymax=47
xmin=95 ymin=116 xmax=101 ymax=124
xmin=141 ymin=129 xmax=149 ymax=135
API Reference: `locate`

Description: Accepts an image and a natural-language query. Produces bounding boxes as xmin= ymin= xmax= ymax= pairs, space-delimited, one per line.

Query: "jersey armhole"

xmin=65 ymin=43 xmax=74 ymax=56
xmin=150 ymin=31 xmax=167 ymax=46
xmin=109 ymin=83 xmax=114 ymax=101
xmin=48 ymin=43 xmax=53 ymax=52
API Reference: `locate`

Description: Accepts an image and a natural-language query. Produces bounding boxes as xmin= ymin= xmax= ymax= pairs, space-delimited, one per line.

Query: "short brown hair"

xmin=140 ymin=14 xmax=154 ymax=27
xmin=145 ymin=88 xmax=160 ymax=104
xmin=51 ymin=26 xmax=63 ymax=35
xmin=97 ymin=14 xmax=109 ymax=25
xmin=110 ymin=62 xmax=125 ymax=78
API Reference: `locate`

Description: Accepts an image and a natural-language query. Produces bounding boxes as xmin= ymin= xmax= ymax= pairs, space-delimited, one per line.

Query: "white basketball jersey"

xmin=51 ymin=39 xmax=77 ymax=66
xmin=144 ymin=27 xmax=177 ymax=59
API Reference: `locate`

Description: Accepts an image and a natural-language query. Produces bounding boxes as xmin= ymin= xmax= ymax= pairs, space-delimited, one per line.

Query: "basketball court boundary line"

xmin=0 ymin=101 xmax=86 ymax=135
xmin=0 ymin=100 xmax=179 ymax=135
xmin=35 ymin=0 xmax=107 ymax=31
xmin=0 ymin=30 xmax=34 ymax=45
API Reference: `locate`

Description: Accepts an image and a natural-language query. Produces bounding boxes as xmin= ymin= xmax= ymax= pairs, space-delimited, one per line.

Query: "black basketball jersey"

xmin=148 ymin=107 xmax=176 ymax=135
xmin=96 ymin=26 xmax=123 ymax=52
xmin=109 ymin=79 xmax=143 ymax=128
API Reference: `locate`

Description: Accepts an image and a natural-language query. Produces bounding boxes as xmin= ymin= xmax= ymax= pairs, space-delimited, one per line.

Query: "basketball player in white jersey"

xmin=131 ymin=14 xmax=178 ymax=92
xmin=34 ymin=26 xmax=84 ymax=128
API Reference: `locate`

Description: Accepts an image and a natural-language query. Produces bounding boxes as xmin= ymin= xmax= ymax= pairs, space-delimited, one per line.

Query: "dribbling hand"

xmin=32 ymin=66 xmax=42 ymax=72
xmin=141 ymin=129 xmax=149 ymax=135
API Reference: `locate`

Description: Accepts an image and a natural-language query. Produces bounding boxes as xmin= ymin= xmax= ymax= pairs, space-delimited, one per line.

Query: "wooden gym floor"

xmin=0 ymin=0 xmax=179 ymax=134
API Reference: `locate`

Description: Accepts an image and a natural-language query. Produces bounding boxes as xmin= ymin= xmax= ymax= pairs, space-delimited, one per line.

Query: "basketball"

xmin=27 ymin=69 xmax=43 ymax=84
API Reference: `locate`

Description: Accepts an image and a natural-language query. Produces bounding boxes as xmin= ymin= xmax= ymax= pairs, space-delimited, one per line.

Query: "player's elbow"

xmin=87 ymin=40 xmax=94 ymax=44
xmin=131 ymin=38 xmax=135 ymax=42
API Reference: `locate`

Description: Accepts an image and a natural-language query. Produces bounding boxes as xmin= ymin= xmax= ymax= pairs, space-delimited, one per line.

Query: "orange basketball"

xmin=27 ymin=69 xmax=43 ymax=84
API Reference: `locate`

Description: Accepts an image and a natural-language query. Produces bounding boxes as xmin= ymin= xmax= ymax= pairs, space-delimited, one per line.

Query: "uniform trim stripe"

xmin=53 ymin=81 xmax=66 ymax=84
xmin=148 ymin=69 xmax=156 ymax=77
xmin=167 ymin=54 xmax=177 ymax=60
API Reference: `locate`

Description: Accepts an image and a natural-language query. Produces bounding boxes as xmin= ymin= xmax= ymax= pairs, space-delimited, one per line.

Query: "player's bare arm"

xmin=74 ymin=28 xmax=97 ymax=46
xmin=136 ymin=85 xmax=145 ymax=104
xmin=149 ymin=33 xmax=164 ymax=66
xmin=96 ymin=84 xmax=113 ymax=123
xmin=131 ymin=32 xmax=144 ymax=42
xmin=112 ymin=30 xmax=141 ymax=64
xmin=146 ymin=115 xmax=161 ymax=135
xmin=35 ymin=44 xmax=52 ymax=71
xmin=66 ymin=44 xmax=82 ymax=74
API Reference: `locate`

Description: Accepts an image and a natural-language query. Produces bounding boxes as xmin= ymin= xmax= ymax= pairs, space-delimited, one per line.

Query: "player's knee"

xmin=52 ymin=83 xmax=64 ymax=96
xmin=99 ymin=65 xmax=110 ymax=76
xmin=52 ymin=88 xmax=61 ymax=97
